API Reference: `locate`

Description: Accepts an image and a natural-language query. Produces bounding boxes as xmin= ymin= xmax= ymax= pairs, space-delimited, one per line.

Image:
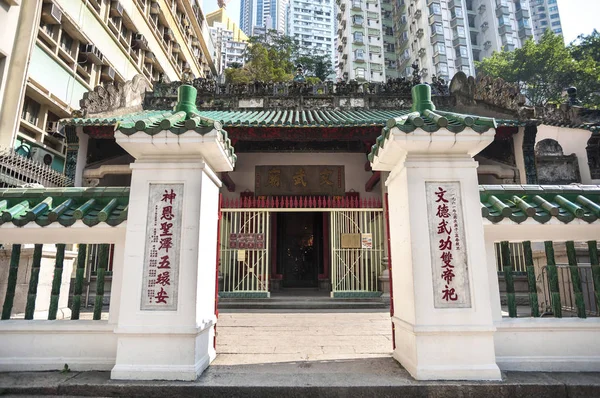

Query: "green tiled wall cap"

xmin=174 ymin=85 xmax=199 ymax=116
xmin=411 ymin=84 xmax=435 ymax=113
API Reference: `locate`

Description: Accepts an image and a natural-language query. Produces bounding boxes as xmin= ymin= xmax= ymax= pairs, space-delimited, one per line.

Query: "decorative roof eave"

xmin=369 ymin=126 xmax=496 ymax=170
xmin=480 ymin=185 xmax=600 ymax=225
xmin=0 ymin=187 xmax=130 ymax=228
xmin=114 ymin=128 xmax=236 ymax=172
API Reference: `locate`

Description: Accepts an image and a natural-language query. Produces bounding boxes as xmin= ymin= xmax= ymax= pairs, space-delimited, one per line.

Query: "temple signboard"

xmin=141 ymin=184 xmax=183 ymax=311
xmin=426 ymin=182 xmax=471 ymax=309
xmin=255 ymin=165 xmax=344 ymax=196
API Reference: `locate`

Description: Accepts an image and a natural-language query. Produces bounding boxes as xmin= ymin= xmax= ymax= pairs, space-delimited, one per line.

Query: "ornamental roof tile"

xmin=480 ymin=185 xmax=600 ymax=224
xmin=0 ymin=187 xmax=129 ymax=227
xmin=0 ymin=185 xmax=597 ymax=228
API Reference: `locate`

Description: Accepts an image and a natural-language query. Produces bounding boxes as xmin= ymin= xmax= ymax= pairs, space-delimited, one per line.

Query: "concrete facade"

xmin=0 ymin=0 xmax=217 ymax=177
xmin=392 ymin=0 xmax=534 ymax=81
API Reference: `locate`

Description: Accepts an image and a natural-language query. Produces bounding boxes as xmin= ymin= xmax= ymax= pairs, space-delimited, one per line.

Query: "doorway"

xmin=277 ymin=212 xmax=323 ymax=288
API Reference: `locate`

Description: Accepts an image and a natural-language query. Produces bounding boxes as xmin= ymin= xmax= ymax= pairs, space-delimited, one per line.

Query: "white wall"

xmin=514 ymin=125 xmax=597 ymax=185
xmin=0 ymin=321 xmax=117 ymax=371
xmin=535 ymin=125 xmax=598 ymax=184
xmin=495 ymin=318 xmax=600 ymax=371
xmin=224 ymin=152 xmax=379 ymax=200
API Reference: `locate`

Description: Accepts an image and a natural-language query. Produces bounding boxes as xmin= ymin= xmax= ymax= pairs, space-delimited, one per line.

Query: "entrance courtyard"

xmin=214 ymin=309 xmax=392 ymax=365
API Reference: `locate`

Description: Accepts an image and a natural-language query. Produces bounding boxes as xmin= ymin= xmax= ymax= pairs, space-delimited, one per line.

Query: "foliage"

xmin=476 ymin=30 xmax=600 ymax=107
xmin=224 ymin=30 xmax=334 ymax=84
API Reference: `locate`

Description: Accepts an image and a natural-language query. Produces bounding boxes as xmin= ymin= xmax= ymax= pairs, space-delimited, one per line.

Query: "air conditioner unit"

xmin=79 ymin=44 xmax=104 ymax=65
xmin=132 ymin=33 xmax=149 ymax=50
xmin=484 ymin=40 xmax=492 ymax=49
xmin=478 ymin=4 xmax=486 ymax=14
xmin=481 ymin=22 xmax=489 ymax=31
xmin=30 ymin=147 xmax=55 ymax=167
xmin=42 ymin=3 xmax=62 ymax=25
xmin=418 ymin=48 xmax=426 ymax=56
xmin=110 ymin=1 xmax=124 ymax=17
xmin=101 ymin=65 xmax=116 ymax=81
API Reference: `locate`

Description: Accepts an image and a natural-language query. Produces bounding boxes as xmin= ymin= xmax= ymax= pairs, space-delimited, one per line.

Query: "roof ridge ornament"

xmin=411 ymin=84 xmax=435 ymax=113
xmin=174 ymin=84 xmax=199 ymax=118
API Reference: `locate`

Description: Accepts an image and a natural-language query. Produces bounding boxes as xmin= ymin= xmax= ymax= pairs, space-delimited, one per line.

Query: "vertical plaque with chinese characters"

xmin=141 ymin=184 xmax=184 ymax=311
xmin=425 ymin=182 xmax=472 ymax=309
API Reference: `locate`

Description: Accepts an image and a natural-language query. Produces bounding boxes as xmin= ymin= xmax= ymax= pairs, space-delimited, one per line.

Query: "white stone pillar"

xmin=109 ymin=84 xmax=235 ymax=381
xmin=110 ymin=161 xmax=221 ymax=380
xmin=370 ymin=85 xmax=501 ymax=380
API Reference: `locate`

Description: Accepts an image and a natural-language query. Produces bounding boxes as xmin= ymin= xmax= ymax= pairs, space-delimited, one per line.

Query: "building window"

xmin=450 ymin=7 xmax=463 ymax=19
xmin=518 ymin=19 xmax=530 ymax=28
xmin=455 ymin=26 xmax=466 ymax=37
xmin=497 ymin=16 xmax=509 ymax=26
xmin=436 ymin=42 xmax=446 ymax=54
xmin=554 ymin=28 xmax=562 ymax=33
xmin=431 ymin=23 xmax=443 ymax=35
xmin=353 ymin=32 xmax=364 ymax=42
xmin=60 ymin=32 xmax=74 ymax=55
xmin=551 ymin=21 xmax=560 ymax=26
xmin=352 ymin=15 xmax=364 ymax=25
xmin=456 ymin=46 xmax=468 ymax=57
xmin=354 ymin=49 xmax=365 ymax=60
xmin=550 ymin=13 xmax=559 ymax=19
xmin=355 ymin=67 xmax=365 ymax=79
xmin=21 ymin=97 xmax=41 ymax=126
xmin=541 ymin=20 xmax=548 ymax=26
xmin=429 ymin=3 xmax=441 ymax=15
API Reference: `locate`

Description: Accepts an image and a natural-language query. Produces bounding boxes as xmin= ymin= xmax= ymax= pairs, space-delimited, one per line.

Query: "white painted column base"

xmin=111 ymin=321 xmax=215 ymax=381
xmin=393 ymin=317 xmax=500 ymax=380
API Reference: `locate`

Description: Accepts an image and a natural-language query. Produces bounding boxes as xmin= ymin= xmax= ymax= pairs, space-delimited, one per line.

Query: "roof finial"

xmin=411 ymin=84 xmax=435 ymax=113
xmin=174 ymin=84 xmax=198 ymax=117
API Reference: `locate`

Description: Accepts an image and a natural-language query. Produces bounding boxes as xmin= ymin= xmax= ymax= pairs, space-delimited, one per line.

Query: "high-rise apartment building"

xmin=392 ymin=0 xmax=534 ymax=81
xmin=0 ymin=0 xmax=216 ymax=185
xmin=207 ymin=7 xmax=249 ymax=81
xmin=287 ymin=0 xmax=336 ymax=70
xmin=529 ymin=0 xmax=562 ymax=41
xmin=240 ymin=0 xmax=287 ymax=36
xmin=336 ymin=0 xmax=388 ymax=82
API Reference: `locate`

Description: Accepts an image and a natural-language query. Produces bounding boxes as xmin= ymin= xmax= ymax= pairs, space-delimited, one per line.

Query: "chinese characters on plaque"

xmin=229 ymin=233 xmax=265 ymax=249
xmin=426 ymin=182 xmax=472 ymax=309
xmin=255 ymin=165 xmax=345 ymax=196
xmin=141 ymin=184 xmax=183 ymax=311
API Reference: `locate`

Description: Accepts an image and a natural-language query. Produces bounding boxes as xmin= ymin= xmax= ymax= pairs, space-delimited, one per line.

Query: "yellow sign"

xmin=341 ymin=234 xmax=361 ymax=249
xmin=237 ymin=249 xmax=246 ymax=262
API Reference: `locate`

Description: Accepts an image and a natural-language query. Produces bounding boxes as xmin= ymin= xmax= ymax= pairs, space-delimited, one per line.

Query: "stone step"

xmin=218 ymin=296 xmax=390 ymax=310
xmin=1 ymin=366 xmax=599 ymax=398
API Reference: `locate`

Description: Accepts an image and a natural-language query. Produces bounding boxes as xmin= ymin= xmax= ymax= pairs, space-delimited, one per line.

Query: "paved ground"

xmin=214 ymin=309 xmax=393 ymax=365
xmin=2 ymin=309 xmax=600 ymax=397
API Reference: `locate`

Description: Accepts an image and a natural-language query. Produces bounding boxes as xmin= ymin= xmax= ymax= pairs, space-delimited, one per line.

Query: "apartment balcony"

xmin=0 ymin=148 xmax=72 ymax=188
xmin=516 ymin=8 xmax=530 ymax=20
xmin=433 ymin=53 xmax=447 ymax=65
xmin=455 ymin=56 xmax=470 ymax=68
xmin=495 ymin=3 xmax=509 ymax=16
xmin=429 ymin=13 xmax=443 ymax=25
xmin=498 ymin=24 xmax=513 ymax=35
xmin=518 ymin=27 xmax=533 ymax=39
xmin=450 ymin=16 xmax=464 ymax=29
xmin=351 ymin=1 xmax=362 ymax=10
xmin=452 ymin=36 xmax=467 ymax=47
xmin=430 ymin=32 xmax=444 ymax=45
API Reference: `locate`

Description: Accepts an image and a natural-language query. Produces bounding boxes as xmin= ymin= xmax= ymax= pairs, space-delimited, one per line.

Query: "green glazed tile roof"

xmin=480 ymin=185 xmax=600 ymax=224
xmin=64 ymin=109 xmax=422 ymax=129
xmin=367 ymin=110 xmax=497 ymax=162
xmin=0 ymin=187 xmax=129 ymax=227
xmin=196 ymin=110 xmax=412 ymax=127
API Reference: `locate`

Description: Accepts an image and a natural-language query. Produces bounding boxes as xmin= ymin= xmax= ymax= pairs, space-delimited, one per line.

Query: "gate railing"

xmin=219 ymin=209 xmax=270 ymax=298
xmin=497 ymin=240 xmax=600 ymax=318
xmin=330 ymin=209 xmax=385 ymax=298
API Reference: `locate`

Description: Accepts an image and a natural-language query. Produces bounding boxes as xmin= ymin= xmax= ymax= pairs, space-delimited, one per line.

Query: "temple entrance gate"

xmin=330 ymin=208 xmax=385 ymax=297
xmin=218 ymin=197 xmax=385 ymax=298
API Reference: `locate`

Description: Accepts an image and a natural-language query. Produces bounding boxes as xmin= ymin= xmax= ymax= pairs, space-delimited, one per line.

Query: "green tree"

xmin=476 ymin=30 xmax=600 ymax=107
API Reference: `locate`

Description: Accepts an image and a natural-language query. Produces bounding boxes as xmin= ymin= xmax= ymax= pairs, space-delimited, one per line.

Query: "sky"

xmin=202 ymin=0 xmax=599 ymax=45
